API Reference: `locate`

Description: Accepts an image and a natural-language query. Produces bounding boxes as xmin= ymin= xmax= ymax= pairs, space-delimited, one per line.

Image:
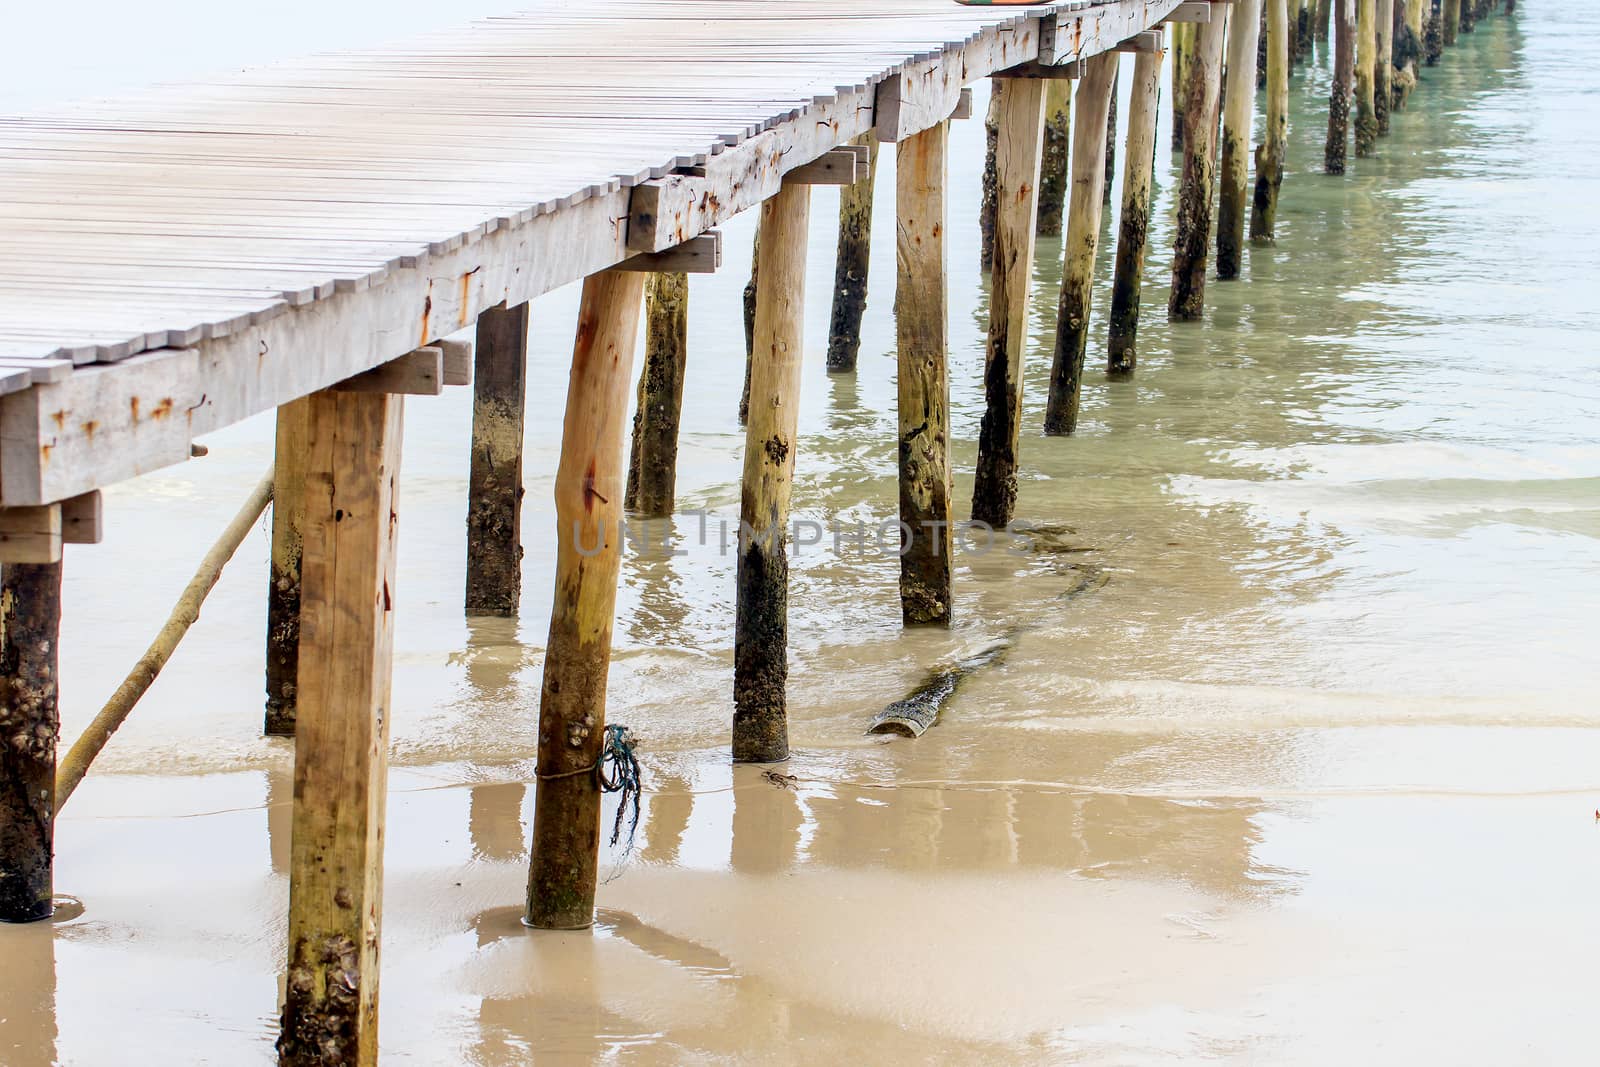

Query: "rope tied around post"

xmin=537 ymin=723 xmax=642 ymax=851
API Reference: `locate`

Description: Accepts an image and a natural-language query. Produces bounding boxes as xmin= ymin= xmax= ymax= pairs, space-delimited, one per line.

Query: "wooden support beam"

xmin=1376 ymin=0 xmax=1394 ymax=133
xmin=972 ymin=77 xmax=1046 ymax=528
xmin=625 ymin=272 xmax=689 ymax=518
xmin=980 ymin=86 xmax=1002 ymax=269
xmin=277 ymin=387 xmax=403 ymax=1066
xmin=1118 ymin=30 xmax=1167 ymax=53
xmin=435 ymin=339 xmax=472 ymax=387
xmin=1108 ymin=47 xmax=1166 ymax=378
xmin=266 ymin=398 xmax=310 ymax=736
xmin=1040 ymin=0 xmax=1187 ymax=62
xmin=826 ymin=133 xmax=879 ymax=373
xmin=1327 ymin=0 xmax=1355 ymax=174
xmin=1044 ymin=52 xmax=1119 ymax=435
xmin=895 ymin=121 xmax=953 ymax=627
xmin=1168 ymin=14 xmax=1228 ymax=321
xmin=995 ymin=60 xmax=1082 ymax=80
xmin=1167 ymin=2 xmax=1217 ymax=23
xmin=1252 ymin=0 xmax=1292 ymax=245
xmin=525 ymin=269 xmax=645 ymax=928
xmin=617 ymin=232 xmax=723 ymax=274
xmin=733 ymin=181 xmax=810 ymax=764
xmin=1355 ymin=0 xmax=1379 ymax=157
xmin=952 ymin=87 xmax=975 ymax=121
xmin=465 ymin=302 xmax=529 ymax=618
xmin=334 ymin=347 xmax=446 ymax=396
xmin=0 ymin=560 xmax=62 ymax=923
xmin=1218 ymin=0 xmax=1265 ymax=280
xmin=0 ymin=506 xmax=61 ymax=565
xmin=1037 ymin=80 xmax=1072 ymax=238
xmin=61 ymin=491 xmax=102 ymax=545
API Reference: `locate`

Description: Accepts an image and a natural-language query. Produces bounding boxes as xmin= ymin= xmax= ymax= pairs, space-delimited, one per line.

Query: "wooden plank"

xmin=435 ymin=338 xmax=473 ymax=387
xmin=785 ymin=147 xmax=864 ymax=185
xmin=60 ymin=491 xmax=102 ymax=545
xmin=334 ymin=347 xmax=445 ymax=396
xmin=616 ymin=232 xmax=723 ymax=274
xmin=278 ymin=387 xmax=403 ymax=1066
xmin=1117 ymin=30 xmax=1166 ymax=52
xmin=1167 ymin=2 xmax=1217 ymax=22
xmin=0 ymin=505 xmax=62 ymax=565
xmin=1041 ymin=0 xmax=1187 ymax=61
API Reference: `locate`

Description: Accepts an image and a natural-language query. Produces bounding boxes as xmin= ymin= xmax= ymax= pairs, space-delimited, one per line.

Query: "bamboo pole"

xmin=625 ymin=272 xmax=689 ymax=517
xmin=825 ymin=133 xmax=879 ymax=372
xmin=980 ymin=83 xmax=1001 ymax=269
xmin=0 ymin=561 xmax=62 ymax=923
xmin=1108 ymin=47 xmax=1165 ymax=378
xmin=1168 ymin=17 xmax=1228 ymax=322
xmin=1219 ymin=0 xmax=1266 ymax=281
xmin=733 ymin=182 xmax=810 ymax=764
xmin=1355 ymin=0 xmax=1379 ymax=157
xmin=465 ymin=301 xmax=530 ymax=617
xmin=1044 ymin=52 xmax=1119 ymax=435
xmin=525 ymin=270 xmax=646 ymax=929
xmin=1253 ymin=0 xmax=1292 ymax=245
xmin=265 ymin=398 xmax=308 ymax=735
xmin=1377 ymin=0 xmax=1395 ymax=132
xmin=972 ymin=78 xmax=1046 ymax=528
xmin=278 ymin=388 xmax=403 ymax=1067
xmin=1036 ymin=80 xmax=1072 ymax=237
xmin=1326 ymin=0 xmax=1355 ymax=174
xmin=895 ymin=121 xmax=953 ymax=627
xmin=56 ymin=469 xmax=274 ymax=810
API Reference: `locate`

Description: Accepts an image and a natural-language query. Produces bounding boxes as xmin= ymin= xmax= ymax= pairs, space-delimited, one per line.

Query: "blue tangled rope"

xmin=596 ymin=724 xmax=642 ymax=852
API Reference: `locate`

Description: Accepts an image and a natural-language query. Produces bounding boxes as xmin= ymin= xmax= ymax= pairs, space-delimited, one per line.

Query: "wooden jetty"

xmin=0 ymin=0 xmax=1514 ymax=1061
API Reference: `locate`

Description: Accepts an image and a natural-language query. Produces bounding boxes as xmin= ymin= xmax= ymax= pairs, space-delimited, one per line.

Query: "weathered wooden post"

xmin=1300 ymin=0 xmax=1317 ymax=58
xmin=1044 ymin=52 xmax=1119 ymax=435
xmin=733 ymin=183 xmax=809 ymax=764
xmin=1102 ymin=85 xmax=1119 ymax=205
xmin=895 ymin=121 xmax=953 ymax=626
xmin=1169 ymin=16 xmax=1228 ymax=321
xmin=1426 ymin=0 xmax=1444 ymax=64
xmin=1443 ymin=0 xmax=1460 ymax=47
xmin=1327 ymin=0 xmax=1355 ymax=174
xmin=1036 ymin=81 xmax=1072 ymax=237
xmin=278 ymin=386 xmax=404 ymax=1065
xmin=0 ymin=561 xmax=62 ymax=924
xmin=524 ymin=269 xmax=647 ymax=928
xmin=826 ymin=134 xmax=878 ymax=372
xmin=980 ymin=85 xmax=1001 ymax=268
xmin=625 ymin=273 xmax=689 ymax=517
xmin=1170 ymin=22 xmax=1191 ymax=153
xmin=1377 ymin=0 xmax=1395 ymax=132
xmin=1317 ymin=0 xmax=1335 ymax=40
xmin=1108 ymin=46 xmax=1165 ymax=378
xmin=740 ymin=226 xmax=759 ymax=424
xmin=1219 ymin=0 xmax=1266 ymax=281
xmin=1459 ymin=0 xmax=1476 ymax=32
xmin=1253 ymin=0 xmax=1292 ymax=245
xmin=266 ymin=398 xmax=310 ymax=735
xmin=972 ymin=77 xmax=1046 ymax=527
xmin=465 ymin=301 xmax=530 ymax=616
xmin=1355 ymin=0 xmax=1379 ymax=157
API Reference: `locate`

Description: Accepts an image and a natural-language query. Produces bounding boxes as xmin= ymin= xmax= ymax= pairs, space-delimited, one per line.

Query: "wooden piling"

xmin=733 ymin=183 xmax=810 ymax=764
xmin=1300 ymin=0 xmax=1317 ymax=57
xmin=1103 ymin=85 xmax=1118 ymax=205
xmin=1327 ymin=0 xmax=1355 ymax=174
xmin=972 ymin=78 xmax=1046 ymax=528
xmin=1426 ymin=0 xmax=1444 ymax=64
xmin=895 ymin=121 xmax=953 ymax=627
xmin=1107 ymin=47 xmax=1165 ymax=378
xmin=1459 ymin=0 xmax=1476 ymax=32
xmin=1036 ymin=81 xmax=1072 ymax=237
xmin=1355 ymin=0 xmax=1379 ymax=157
xmin=1377 ymin=0 xmax=1395 ymax=132
xmin=1168 ymin=17 xmax=1228 ymax=322
xmin=825 ymin=134 xmax=879 ymax=372
xmin=0 ymin=562 xmax=62 ymax=924
xmin=1317 ymin=0 xmax=1335 ymax=40
xmin=980 ymin=84 xmax=1001 ymax=269
xmin=525 ymin=270 xmax=646 ymax=928
xmin=1443 ymin=0 xmax=1460 ymax=47
xmin=277 ymin=388 xmax=403 ymax=1066
xmin=1170 ymin=22 xmax=1191 ymax=153
xmin=1219 ymin=0 xmax=1266 ymax=281
xmin=464 ymin=301 xmax=530 ymax=617
xmin=1253 ymin=0 xmax=1292 ymax=246
xmin=1044 ymin=52 xmax=1119 ymax=435
xmin=265 ymin=398 xmax=309 ymax=736
xmin=624 ymin=273 xmax=689 ymax=517
xmin=740 ymin=225 xmax=759 ymax=424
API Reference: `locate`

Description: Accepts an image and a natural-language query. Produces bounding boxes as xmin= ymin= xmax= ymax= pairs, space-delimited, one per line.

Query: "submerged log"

xmin=1036 ymin=80 xmax=1072 ymax=237
xmin=1253 ymin=0 xmax=1292 ymax=245
xmin=825 ymin=134 xmax=878 ymax=373
xmin=465 ymin=301 xmax=530 ymax=618
xmin=1355 ymin=0 xmax=1380 ymax=157
xmin=1327 ymin=0 xmax=1355 ymax=175
xmin=1168 ymin=16 xmax=1228 ymax=321
xmin=0 ymin=562 xmax=62 ymax=924
xmin=1044 ymin=52 xmax=1119 ymax=435
xmin=1219 ymin=0 xmax=1266 ymax=281
xmin=625 ymin=273 xmax=689 ymax=517
xmin=1108 ymin=47 xmax=1164 ymax=378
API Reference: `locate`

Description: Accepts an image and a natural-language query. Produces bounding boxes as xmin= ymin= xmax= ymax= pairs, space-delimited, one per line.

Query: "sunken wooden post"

xmin=1327 ymin=0 xmax=1356 ymax=174
xmin=895 ymin=121 xmax=953 ymax=627
xmin=972 ymin=78 xmax=1046 ymax=528
xmin=465 ymin=301 xmax=530 ymax=616
xmin=265 ymin=398 xmax=310 ymax=735
xmin=1355 ymin=0 xmax=1380 ymax=157
xmin=1443 ymin=0 xmax=1460 ymax=47
xmin=1377 ymin=0 xmax=1395 ymax=132
xmin=1037 ymin=80 xmax=1072 ymax=237
xmin=733 ymin=182 xmax=810 ymax=764
xmin=1108 ymin=47 xmax=1165 ymax=378
xmin=826 ymin=134 xmax=878 ymax=372
xmin=0 ymin=562 xmax=62 ymax=924
xmin=980 ymin=84 xmax=1001 ymax=269
xmin=1253 ymin=0 xmax=1293 ymax=245
xmin=1044 ymin=52 xmax=1119 ymax=435
xmin=1169 ymin=16 xmax=1228 ymax=321
xmin=277 ymin=388 xmax=404 ymax=1066
xmin=1219 ymin=0 xmax=1266 ymax=281
xmin=625 ymin=273 xmax=689 ymax=517
xmin=525 ymin=270 xmax=647 ymax=928
xmin=739 ymin=225 xmax=759 ymax=424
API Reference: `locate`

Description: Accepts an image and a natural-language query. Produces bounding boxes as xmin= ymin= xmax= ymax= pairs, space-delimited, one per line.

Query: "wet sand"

xmin=4 ymin=5 xmax=1600 ymax=1064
